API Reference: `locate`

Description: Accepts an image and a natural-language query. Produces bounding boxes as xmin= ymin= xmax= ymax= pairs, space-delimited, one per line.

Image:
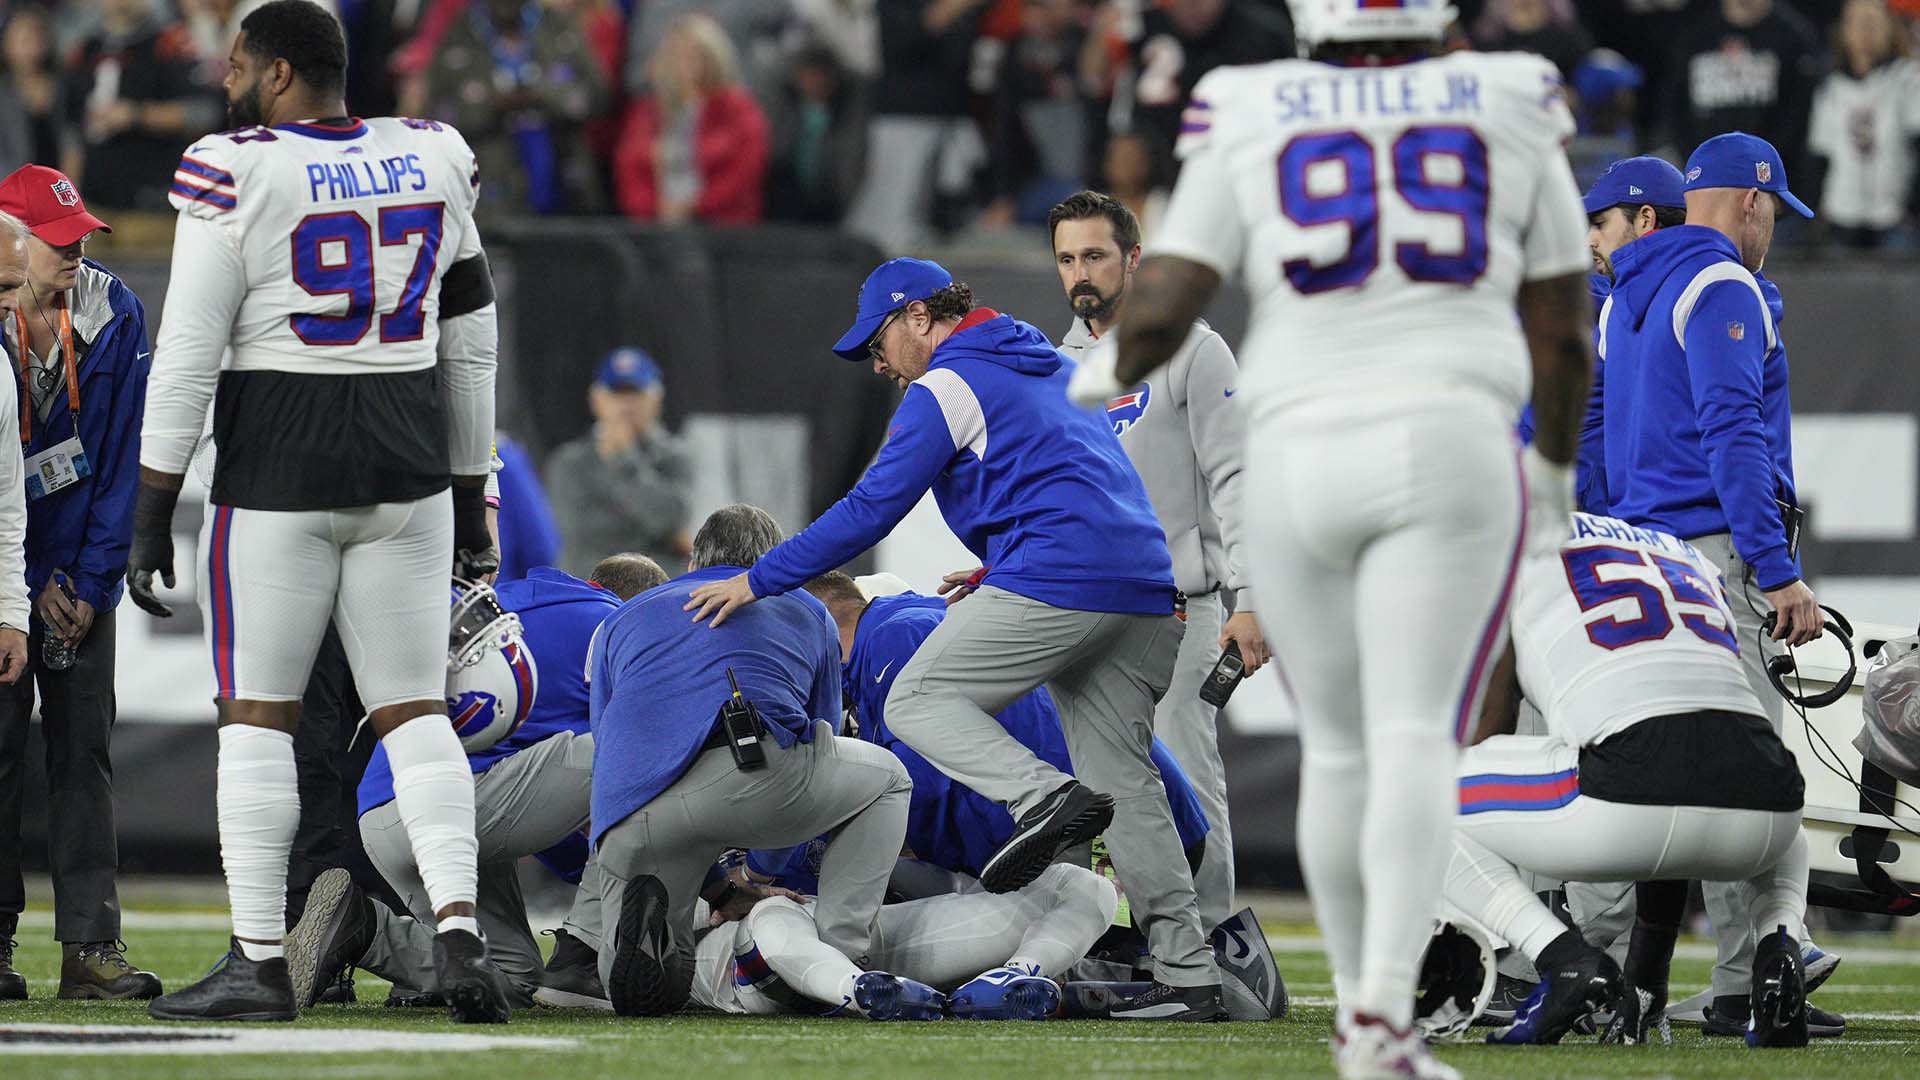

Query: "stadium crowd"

xmin=0 ymin=0 xmax=1916 ymax=248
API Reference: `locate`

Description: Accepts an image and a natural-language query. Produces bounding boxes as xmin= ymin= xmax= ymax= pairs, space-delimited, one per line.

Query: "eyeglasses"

xmin=867 ymin=308 xmax=904 ymax=365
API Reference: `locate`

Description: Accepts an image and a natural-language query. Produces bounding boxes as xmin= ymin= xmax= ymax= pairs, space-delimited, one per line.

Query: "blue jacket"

xmin=357 ymin=567 xmax=617 ymax=816
xmin=837 ymin=592 xmax=1208 ymax=877
xmin=1516 ymin=271 xmax=1611 ymax=516
xmin=3 ymin=261 xmax=150 ymax=612
xmin=747 ymin=310 xmax=1176 ymax=616
xmin=495 ymin=434 xmax=563 ymax=583
xmin=588 ymin=565 xmax=841 ymax=845
xmin=1599 ymin=225 xmax=1799 ymax=590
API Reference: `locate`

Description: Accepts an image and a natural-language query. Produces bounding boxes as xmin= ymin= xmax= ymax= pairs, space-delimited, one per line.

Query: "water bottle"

xmin=42 ymin=574 xmax=77 ymax=672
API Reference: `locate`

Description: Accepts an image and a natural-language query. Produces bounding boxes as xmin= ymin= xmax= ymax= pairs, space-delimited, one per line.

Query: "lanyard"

xmin=13 ymin=296 xmax=80 ymax=446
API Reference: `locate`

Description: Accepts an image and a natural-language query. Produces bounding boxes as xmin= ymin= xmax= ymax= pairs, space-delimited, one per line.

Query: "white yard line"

xmin=0 ymin=1024 xmax=573 ymax=1056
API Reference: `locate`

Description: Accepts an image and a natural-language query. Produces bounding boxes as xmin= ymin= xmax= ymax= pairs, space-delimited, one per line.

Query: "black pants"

xmin=0 ymin=609 xmax=120 ymax=942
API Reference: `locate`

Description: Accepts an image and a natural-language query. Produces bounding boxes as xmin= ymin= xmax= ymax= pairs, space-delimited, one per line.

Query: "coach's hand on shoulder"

xmin=1764 ymin=580 xmax=1823 ymax=647
xmin=1220 ymin=611 xmax=1269 ymax=674
xmin=685 ymin=572 xmax=758 ymax=627
xmin=0 ymin=626 xmax=24 ymax=684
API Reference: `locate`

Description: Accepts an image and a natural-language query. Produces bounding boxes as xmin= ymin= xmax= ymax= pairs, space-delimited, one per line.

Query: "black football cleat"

xmin=607 ymin=875 xmax=688 ymax=1016
xmin=148 ymin=939 xmax=297 ymax=1022
xmin=1106 ymin=981 xmax=1227 ymax=1022
xmin=979 ymin=782 xmax=1114 ymax=894
xmin=433 ymin=929 xmax=511 ymax=1024
xmin=1487 ymin=940 xmax=1620 ymax=1045
xmin=286 ymin=868 xmax=375 ymax=1008
xmin=1746 ymin=926 xmax=1809 ymax=1048
xmin=533 ymin=928 xmax=610 ymax=1010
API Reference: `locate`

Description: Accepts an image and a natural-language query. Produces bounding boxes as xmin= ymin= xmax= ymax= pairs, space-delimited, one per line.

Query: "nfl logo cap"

xmin=1582 ymin=156 xmax=1686 ymax=216
xmin=594 ymin=347 xmax=662 ymax=391
xmin=0 ymin=164 xmax=112 ymax=246
xmin=1682 ymin=132 xmax=1814 ymax=218
xmin=833 ymin=257 xmax=953 ymax=361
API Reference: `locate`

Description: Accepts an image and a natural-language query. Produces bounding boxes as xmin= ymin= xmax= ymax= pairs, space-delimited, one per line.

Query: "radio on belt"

xmin=718 ymin=667 xmax=768 ymax=771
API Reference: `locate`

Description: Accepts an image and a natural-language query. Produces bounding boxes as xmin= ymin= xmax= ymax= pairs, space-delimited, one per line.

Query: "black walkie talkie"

xmin=1199 ymin=642 xmax=1247 ymax=708
xmin=718 ymin=668 xmax=767 ymax=771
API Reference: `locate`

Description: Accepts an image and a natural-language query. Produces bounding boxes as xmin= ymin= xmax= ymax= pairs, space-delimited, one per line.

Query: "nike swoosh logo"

xmin=875 ymin=660 xmax=894 ymax=684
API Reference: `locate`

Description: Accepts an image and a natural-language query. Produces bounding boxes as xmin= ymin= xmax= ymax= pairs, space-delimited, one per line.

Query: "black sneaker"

xmin=286 ymin=868 xmax=375 ymax=1008
xmin=433 ymin=929 xmax=511 ymax=1024
xmin=0 ymin=932 xmax=26 ymax=1000
xmin=148 ymin=939 xmax=297 ymax=1022
xmin=607 ymin=875 xmax=688 ymax=1017
xmin=979 ymin=782 xmax=1115 ymax=894
xmin=534 ymin=928 xmax=610 ymax=1010
xmin=1705 ymin=998 xmax=1840 ymax=1039
xmin=1106 ymin=981 xmax=1227 ymax=1022
xmin=316 ymin=969 xmax=357 ymax=1004
xmin=1486 ymin=941 xmax=1620 ymax=1045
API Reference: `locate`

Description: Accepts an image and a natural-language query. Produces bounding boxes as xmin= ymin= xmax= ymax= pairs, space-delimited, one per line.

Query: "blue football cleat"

xmin=949 ymin=965 xmax=1060 ymax=1020
xmin=1802 ymin=945 xmax=1839 ymax=994
xmin=1486 ymin=943 xmax=1619 ymax=1045
xmin=853 ymin=971 xmax=946 ymax=1021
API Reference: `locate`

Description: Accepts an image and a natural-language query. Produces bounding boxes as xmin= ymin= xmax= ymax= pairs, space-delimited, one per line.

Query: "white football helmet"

xmin=1414 ymin=919 xmax=1496 ymax=1038
xmin=1289 ymin=0 xmax=1457 ymax=48
xmin=446 ymin=579 xmax=538 ymax=752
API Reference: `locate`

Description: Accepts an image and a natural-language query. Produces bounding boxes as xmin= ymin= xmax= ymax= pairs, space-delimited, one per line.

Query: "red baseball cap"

xmin=0 ymin=165 xmax=112 ymax=247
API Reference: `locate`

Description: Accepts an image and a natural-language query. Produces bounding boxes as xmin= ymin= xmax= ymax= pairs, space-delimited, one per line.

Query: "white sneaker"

xmin=1335 ymin=1016 xmax=1463 ymax=1080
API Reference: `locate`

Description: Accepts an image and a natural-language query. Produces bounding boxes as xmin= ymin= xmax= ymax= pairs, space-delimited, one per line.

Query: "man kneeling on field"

xmin=1445 ymin=513 xmax=1810 ymax=1048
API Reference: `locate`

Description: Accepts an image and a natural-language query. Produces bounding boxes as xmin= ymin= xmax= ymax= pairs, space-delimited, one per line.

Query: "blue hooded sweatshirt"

xmin=358 ymin=567 xmax=617 ymax=816
xmin=3 ymin=260 xmax=151 ymax=613
xmin=1599 ymin=225 xmax=1799 ymax=590
xmin=747 ymin=310 xmax=1176 ymax=616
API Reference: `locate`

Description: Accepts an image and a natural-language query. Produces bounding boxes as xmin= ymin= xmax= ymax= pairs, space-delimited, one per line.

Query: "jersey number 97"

xmin=290 ymin=203 xmax=446 ymax=346
xmin=1276 ymin=125 xmax=1489 ymax=294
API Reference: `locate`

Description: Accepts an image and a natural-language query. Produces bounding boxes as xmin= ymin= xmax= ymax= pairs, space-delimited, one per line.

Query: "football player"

xmin=134 ymin=1 xmax=504 ymax=1023
xmin=1070 ymin=2 xmax=1595 ymax=1074
xmin=1445 ymin=513 xmax=1810 ymax=1049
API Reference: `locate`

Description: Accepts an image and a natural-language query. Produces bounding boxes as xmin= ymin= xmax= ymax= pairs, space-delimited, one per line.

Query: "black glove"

xmin=451 ymin=482 xmax=498 ymax=581
xmin=126 ymin=482 xmax=180 ymax=618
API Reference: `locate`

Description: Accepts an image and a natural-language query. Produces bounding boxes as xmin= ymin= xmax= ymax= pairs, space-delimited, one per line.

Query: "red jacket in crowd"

xmin=613 ymin=86 xmax=768 ymax=224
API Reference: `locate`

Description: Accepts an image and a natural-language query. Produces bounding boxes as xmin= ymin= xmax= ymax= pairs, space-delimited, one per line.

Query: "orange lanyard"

xmin=13 ymin=298 xmax=79 ymax=446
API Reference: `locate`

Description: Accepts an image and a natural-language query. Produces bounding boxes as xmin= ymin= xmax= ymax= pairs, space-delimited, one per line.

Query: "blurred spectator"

xmin=1663 ymin=0 xmax=1826 ymax=186
xmin=494 ymin=433 xmax=564 ymax=582
xmin=621 ymin=0 xmax=790 ymax=101
xmin=182 ymin=0 xmax=338 ymax=80
xmin=1808 ymin=0 xmax=1920 ymax=246
xmin=1472 ymin=0 xmax=1594 ymax=78
xmin=764 ymin=43 xmax=868 ymax=224
xmin=0 ymin=7 xmax=69 ymax=169
xmin=612 ymin=12 xmax=768 ymax=224
xmin=1084 ymin=0 xmax=1294 ymax=175
xmin=789 ymin=0 xmax=880 ymax=79
xmin=979 ymin=0 xmax=1086 ymax=229
xmin=62 ymin=0 xmax=222 ymax=211
xmin=1100 ymin=128 xmax=1168 ymax=240
xmin=424 ymin=0 xmax=610 ymax=220
xmin=544 ymin=348 xmax=692 ymax=580
xmin=1573 ymin=48 xmax=1646 ymax=136
xmin=843 ymin=0 xmax=991 ymax=250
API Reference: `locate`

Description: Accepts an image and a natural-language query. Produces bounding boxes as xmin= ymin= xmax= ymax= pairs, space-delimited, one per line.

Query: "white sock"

xmin=1296 ymin=744 xmax=1368 ymax=1009
xmin=382 ymin=715 xmax=479 ymax=927
xmin=1006 ymin=864 xmax=1116 ymax=977
xmin=439 ymin=915 xmax=479 ymax=938
xmin=217 ymin=725 xmax=299 ymax=955
xmin=746 ymin=897 xmax=863 ymax=1013
xmin=1355 ymin=727 xmax=1457 ymax=1028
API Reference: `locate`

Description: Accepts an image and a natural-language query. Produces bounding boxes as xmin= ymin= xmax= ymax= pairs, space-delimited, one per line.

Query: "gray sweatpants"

xmin=1156 ymin=591 xmax=1235 ymax=933
xmin=883 ymin=585 xmax=1216 ymax=987
xmin=359 ymin=730 xmax=601 ymax=1000
xmin=593 ymin=723 xmax=911 ymax=1006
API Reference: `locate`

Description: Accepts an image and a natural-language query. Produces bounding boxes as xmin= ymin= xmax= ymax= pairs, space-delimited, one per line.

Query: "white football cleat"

xmin=1335 ymin=1014 xmax=1463 ymax=1080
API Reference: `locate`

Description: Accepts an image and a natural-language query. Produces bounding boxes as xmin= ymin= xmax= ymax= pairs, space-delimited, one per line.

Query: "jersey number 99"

xmin=1276 ymin=126 xmax=1489 ymax=294
xmin=290 ymin=203 xmax=446 ymax=346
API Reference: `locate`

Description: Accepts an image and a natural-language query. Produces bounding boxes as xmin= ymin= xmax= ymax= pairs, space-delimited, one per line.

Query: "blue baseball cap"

xmin=832 ymin=257 xmax=954 ymax=361
xmin=1582 ymin=156 xmax=1685 ymax=216
xmin=594 ymin=347 xmax=661 ymax=392
xmin=1683 ymin=132 xmax=1814 ymax=219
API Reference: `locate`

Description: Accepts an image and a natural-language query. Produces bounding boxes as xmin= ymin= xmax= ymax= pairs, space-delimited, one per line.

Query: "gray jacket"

xmin=1059 ymin=317 xmax=1252 ymax=610
xmin=543 ymin=429 xmax=692 ymax=578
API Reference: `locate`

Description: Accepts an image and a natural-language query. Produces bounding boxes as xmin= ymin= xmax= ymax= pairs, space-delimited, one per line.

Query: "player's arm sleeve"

xmin=437 ymin=224 xmax=497 ymax=479
xmin=745 ymin=386 xmax=959 ymax=598
xmin=142 ymin=212 xmax=246 ymax=475
xmin=1182 ymin=331 xmax=1252 ymax=608
xmin=1150 ymin=72 xmax=1246 ymax=276
xmin=1683 ymin=282 xmax=1799 ymax=590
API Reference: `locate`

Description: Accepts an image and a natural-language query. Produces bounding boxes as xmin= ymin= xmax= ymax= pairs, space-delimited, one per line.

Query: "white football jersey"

xmin=1154 ymin=51 xmax=1589 ymax=411
xmin=1511 ymin=513 xmax=1764 ymax=747
xmin=165 ymin=116 xmax=483 ymax=376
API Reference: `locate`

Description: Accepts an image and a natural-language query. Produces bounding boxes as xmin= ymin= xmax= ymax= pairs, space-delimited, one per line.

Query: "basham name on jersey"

xmin=1570 ymin=511 xmax=1702 ymax=560
xmin=305 ymin=152 xmax=427 ymax=204
xmin=1271 ymin=70 xmax=1483 ymax=124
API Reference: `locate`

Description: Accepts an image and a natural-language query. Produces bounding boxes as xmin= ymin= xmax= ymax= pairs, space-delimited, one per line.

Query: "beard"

xmin=227 ymin=80 xmax=266 ymax=129
xmin=1071 ymin=285 xmax=1120 ymax=324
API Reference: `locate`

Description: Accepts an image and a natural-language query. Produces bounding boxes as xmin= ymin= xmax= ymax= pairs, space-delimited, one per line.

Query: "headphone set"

xmin=1760 ymin=604 xmax=1856 ymax=709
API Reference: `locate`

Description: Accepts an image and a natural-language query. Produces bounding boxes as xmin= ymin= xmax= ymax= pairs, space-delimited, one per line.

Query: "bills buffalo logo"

xmin=1727 ymin=322 xmax=1746 ymax=341
xmin=448 ymin=689 xmax=499 ymax=738
xmin=49 ymin=179 xmax=78 ymax=207
xmin=1686 ymin=166 xmax=1702 ymax=183
xmin=1106 ymin=382 xmax=1152 ymax=436
xmin=1756 ymin=161 xmax=1772 ymax=184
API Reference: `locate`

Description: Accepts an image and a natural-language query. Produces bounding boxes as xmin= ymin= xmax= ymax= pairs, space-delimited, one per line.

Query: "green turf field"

xmin=4 ymin=916 xmax=1919 ymax=1079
